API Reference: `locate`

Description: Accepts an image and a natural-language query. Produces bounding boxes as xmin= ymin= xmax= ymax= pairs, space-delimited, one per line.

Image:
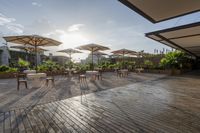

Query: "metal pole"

xmin=123 ymin=51 xmax=124 ymax=69
xmin=91 ymin=48 xmax=93 ymax=70
xmin=35 ymin=44 xmax=37 ymax=72
xmin=70 ymin=53 xmax=72 ymax=69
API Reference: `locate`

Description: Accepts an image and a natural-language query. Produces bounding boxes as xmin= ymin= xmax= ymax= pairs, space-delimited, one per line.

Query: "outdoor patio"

xmin=0 ymin=72 xmax=200 ymax=132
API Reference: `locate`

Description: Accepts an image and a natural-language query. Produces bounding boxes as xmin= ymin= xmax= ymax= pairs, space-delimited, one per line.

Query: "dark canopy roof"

xmin=145 ymin=22 xmax=200 ymax=57
xmin=119 ymin=0 xmax=200 ymax=23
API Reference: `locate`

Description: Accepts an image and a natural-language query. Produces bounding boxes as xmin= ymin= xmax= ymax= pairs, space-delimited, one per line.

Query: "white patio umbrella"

xmin=10 ymin=45 xmax=48 ymax=61
xmin=57 ymin=48 xmax=82 ymax=62
xmin=111 ymin=48 xmax=137 ymax=68
xmin=76 ymin=43 xmax=110 ymax=70
xmin=3 ymin=35 xmax=61 ymax=71
xmin=10 ymin=45 xmax=48 ymax=52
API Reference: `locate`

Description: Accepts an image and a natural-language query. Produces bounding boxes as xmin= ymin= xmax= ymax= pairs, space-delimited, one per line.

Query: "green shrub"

xmin=18 ymin=58 xmax=30 ymax=68
xmin=0 ymin=65 xmax=10 ymax=72
xmin=38 ymin=60 xmax=60 ymax=71
xmin=0 ymin=66 xmax=18 ymax=73
xmin=144 ymin=60 xmax=153 ymax=69
xmin=6 ymin=68 xmax=18 ymax=72
xmin=160 ymin=51 xmax=189 ymax=69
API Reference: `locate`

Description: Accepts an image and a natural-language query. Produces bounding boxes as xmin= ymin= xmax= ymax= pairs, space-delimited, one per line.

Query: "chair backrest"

xmin=16 ymin=73 xmax=26 ymax=81
xmin=47 ymin=70 xmax=54 ymax=77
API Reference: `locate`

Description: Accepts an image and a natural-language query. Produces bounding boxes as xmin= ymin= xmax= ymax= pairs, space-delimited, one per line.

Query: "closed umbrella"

xmin=76 ymin=43 xmax=110 ymax=70
xmin=3 ymin=35 xmax=61 ymax=71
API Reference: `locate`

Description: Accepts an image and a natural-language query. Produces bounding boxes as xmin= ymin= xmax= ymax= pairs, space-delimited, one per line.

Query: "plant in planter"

xmin=18 ymin=58 xmax=30 ymax=72
xmin=160 ymin=51 xmax=189 ymax=75
xmin=144 ymin=60 xmax=153 ymax=69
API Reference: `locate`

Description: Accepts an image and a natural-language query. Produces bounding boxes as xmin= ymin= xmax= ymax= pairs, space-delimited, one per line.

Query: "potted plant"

xmin=18 ymin=58 xmax=30 ymax=72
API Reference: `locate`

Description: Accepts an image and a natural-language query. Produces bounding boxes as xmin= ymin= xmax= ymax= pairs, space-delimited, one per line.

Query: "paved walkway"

xmin=0 ymin=72 xmax=200 ymax=132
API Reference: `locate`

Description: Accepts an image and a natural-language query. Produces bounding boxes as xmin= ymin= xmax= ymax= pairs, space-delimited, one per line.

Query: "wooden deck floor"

xmin=0 ymin=73 xmax=200 ymax=133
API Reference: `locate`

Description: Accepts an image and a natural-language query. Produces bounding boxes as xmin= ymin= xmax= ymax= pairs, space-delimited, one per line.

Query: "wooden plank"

xmin=31 ymin=108 xmax=50 ymax=133
xmin=19 ymin=109 xmax=34 ymax=133
xmin=70 ymin=100 xmax=153 ymax=132
xmin=4 ymin=111 xmax=11 ymax=133
xmin=15 ymin=109 xmax=26 ymax=133
xmin=34 ymin=106 xmax=56 ymax=133
xmin=38 ymin=108 xmax=62 ymax=133
xmin=24 ymin=108 xmax=41 ymax=133
xmin=53 ymin=102 xmax=95 ymax=133
xmin=63 ymin=100 xmax=138 ymax=133
xmin=59 ymin=101 xmax=117 ymax=133
xmin=40 ymin=104 xmax=75 ymax=133
xmin=0 ymin=113 xmax=4 ymax=133
xmin=10 ymin=110 xmax=19 ymax=133
xmin=49 ymin=102 xmax=87 ymax=133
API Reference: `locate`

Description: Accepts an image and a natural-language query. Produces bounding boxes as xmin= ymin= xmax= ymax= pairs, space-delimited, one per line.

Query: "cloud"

xmin=68 ymin=24 xmax=85 ymax=32
xmin=106 ymin=20 xmax=115 ymax=25
xmin=32 ymin=2 xmax=42 ymax=7
xmin=0 ymin=13 xmax=24 ymax=34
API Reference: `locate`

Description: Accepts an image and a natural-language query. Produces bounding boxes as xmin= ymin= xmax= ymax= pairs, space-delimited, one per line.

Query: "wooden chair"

xmin=79 ymin=74 xmax=86 ymax=82
xmin=46 ymin=71 xmax=55 ymax=86
xmin=117 ymin=70 xmax=122 ymax=77
xmin=63 ymin=71 xmax=69 ymax=77
xmin=95 ymin=71 xmax=102 ymax=80
xmin=16 ymin=73 xmax=28 ymax=90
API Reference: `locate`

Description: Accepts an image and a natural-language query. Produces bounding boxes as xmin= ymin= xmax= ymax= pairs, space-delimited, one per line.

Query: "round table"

xmin=23 ymin=70 xmax=36 ymax=74
xmin=86 ymin=71 xmax=98 ymax=80
xmin=27 ymin=73 xmax=47 ymax=79
xmin=27 ymin=73 xmax=47 ymax=88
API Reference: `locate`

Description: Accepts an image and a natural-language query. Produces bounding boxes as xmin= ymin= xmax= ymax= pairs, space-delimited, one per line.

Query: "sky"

xmin=0 ymin=0 xmax=200 ymax=61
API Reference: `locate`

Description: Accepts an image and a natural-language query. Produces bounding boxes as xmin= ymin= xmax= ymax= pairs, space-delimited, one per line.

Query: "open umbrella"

xmin=3 ymin=35 xmax=61 ymax=71
xmin=76 ymin=43 xmax=110 ymax=70
xmin=10 ymin=45 xmax=48 ymax=62
xmin=111 ymin=48 xmax=137 ymax=68
xmin=93 ymin=51 xmax=107 ymax=65
xmin=57 ymin=48 xmax=82 ymax=62
xmin=10 ymin=45 xmax=48 ymax=52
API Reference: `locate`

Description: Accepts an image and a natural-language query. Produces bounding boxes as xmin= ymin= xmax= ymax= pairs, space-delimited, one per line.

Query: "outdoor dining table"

xmin=23 ymin=70 xmax=36 ymax=74
xmin=86 ymin=71 xmax=99 ymax=80
xmin=66 ymin=68 xmax=75 ymax=76
xmin=26 ymin=73 xmax=47 ymax=88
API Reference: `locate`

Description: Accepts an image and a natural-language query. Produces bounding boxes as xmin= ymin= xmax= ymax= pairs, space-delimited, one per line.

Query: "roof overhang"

xmin=145 ymin=22 xmax=200 ymax=57
xmin=119 ymin=0 xmax=200 ymax=23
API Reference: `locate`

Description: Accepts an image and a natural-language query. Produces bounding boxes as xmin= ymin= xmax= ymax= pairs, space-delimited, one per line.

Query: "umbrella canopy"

xmin=76 ymin=43 xmax=110 ymax=70
xmin=3 ymin=35 xmax=61 ymax=71
xmin=111 ymin=48 xmax=137 ymax=55
xmin=111 ymin=49 xmax=137 ymax=69
xmin=57 ymin=48 xmax=82 ymax=61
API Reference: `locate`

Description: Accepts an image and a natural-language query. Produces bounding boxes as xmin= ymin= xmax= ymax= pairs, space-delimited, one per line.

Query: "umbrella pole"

xmin=97 ymin=56 xmax=99 ymax=66
xmin=35 ymin=45 xmax=37 ymax=72
xmin=123 ymin=52 xmax=124 ymax=69
xmin=70 ymin=53 xmax=72 ymax=69
xmin=92 ymin=48 xmax=93 ymax=70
